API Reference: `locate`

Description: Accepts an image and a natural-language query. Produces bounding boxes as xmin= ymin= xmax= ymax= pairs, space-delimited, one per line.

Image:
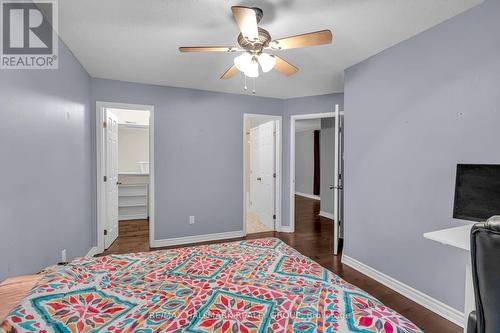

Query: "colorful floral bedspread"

xmin=0 ymin=238 xmax=422 ymax=333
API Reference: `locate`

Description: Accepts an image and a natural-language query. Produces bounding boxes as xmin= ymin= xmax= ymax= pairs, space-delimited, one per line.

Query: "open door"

xmin=333 ymin=104 xmax=343 ymax=255
xmin=104 ymin=109 xmax=119 ymax=248
xmin=250 ymin=121 xmax=276 ymax=229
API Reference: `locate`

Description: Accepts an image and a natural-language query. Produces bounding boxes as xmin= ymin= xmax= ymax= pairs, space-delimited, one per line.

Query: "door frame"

xmin=243 ymin=114 xmax=282 ymax=235
xmin=95 ymin=101 xmax=155 ymax=254
xmin=289 ymin=110 xmax=343 ymax=233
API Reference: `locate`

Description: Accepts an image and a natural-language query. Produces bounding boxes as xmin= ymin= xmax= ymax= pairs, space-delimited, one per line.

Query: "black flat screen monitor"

xmin=453 ymin=164 xmax=500 ymax=222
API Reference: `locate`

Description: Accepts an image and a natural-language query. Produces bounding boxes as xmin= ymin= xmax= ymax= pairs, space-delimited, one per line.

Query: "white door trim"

xmin=95 ymin=101 xmax=155 ymax=254
xmin=243 ymin=114 xmax=282 ymax=234
xmin=333 ymin=104 xmax=341 ymax=255
xmin=289 ymin=110 xmax=344 ymax=233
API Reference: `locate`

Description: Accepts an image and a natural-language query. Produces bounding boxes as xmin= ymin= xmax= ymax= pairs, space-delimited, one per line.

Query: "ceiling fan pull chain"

xmin=244 ymin=74 xmax=248 ymax=91
xmin=252 ymin=77 xmax=256 ymax=95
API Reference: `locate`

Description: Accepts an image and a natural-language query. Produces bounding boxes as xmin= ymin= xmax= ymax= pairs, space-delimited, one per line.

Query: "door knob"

xmin=257 ymin=177 xmax=262 ymax=181
xmin=329 ymin=185 xmax=334 ymax=190
xmin=116 ymin=181 xmax=123 ymax=185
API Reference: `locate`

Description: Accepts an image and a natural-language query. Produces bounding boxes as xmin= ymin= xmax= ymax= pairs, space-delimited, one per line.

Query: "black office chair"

xmin=468 ymin=217 xmax=500 ymax=333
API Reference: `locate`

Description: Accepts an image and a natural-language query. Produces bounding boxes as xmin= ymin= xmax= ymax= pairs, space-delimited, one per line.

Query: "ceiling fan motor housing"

xmin=238 ymin=27 xmax=271 ymax=53
xmin=235 ymin=7 xmax=269 ymax=53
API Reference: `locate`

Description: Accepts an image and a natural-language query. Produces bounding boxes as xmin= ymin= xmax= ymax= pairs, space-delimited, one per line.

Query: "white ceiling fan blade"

xmin=231 ymin=6 xmax=259 ymax=41
xmin=274 ymin=56 xmax=299 ymax=76
xmin=220 ymin=65 xmax=239 ymax=80
xmin=272 ymin=30 xmax=333 ymax=50
xmin=179 ymin=46 xmax=239 ymax=53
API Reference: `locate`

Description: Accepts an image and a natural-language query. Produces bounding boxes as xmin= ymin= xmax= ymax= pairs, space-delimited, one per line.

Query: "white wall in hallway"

xmin=118 ymin=128 xmax=149 ymax=173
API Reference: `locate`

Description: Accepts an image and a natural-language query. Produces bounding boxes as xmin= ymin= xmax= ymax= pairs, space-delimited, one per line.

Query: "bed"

xmin=0 ymin=238 xmax=422 ymax=333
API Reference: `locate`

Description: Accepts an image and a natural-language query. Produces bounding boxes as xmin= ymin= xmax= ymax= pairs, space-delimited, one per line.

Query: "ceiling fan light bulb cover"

xmin=258 ymin=53 xmax=276 ymax=73
xmin=234 ymin=52 xmax=252 ymax=72
xmin=244 ymin=60 xmax=259 ymax=78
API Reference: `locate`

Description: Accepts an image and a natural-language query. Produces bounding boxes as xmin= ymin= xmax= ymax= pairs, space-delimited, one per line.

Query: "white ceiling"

xmin=58 ymin=0 xmax=481 ymax=99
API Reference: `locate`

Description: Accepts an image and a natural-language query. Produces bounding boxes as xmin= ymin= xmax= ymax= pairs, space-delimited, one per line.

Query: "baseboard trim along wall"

xmin=319 ymin=211 xmax=334 ymax=220
xmin=278 ymin=225 xmax=294 ymax=233
xmin=86 ymin=246 xmax=99 ymax=258
xmin=295 ymin=192 xmax=321 ymax=201
xmin=341 ymin=255 xmax=464 ymax=327
xmin=119 ymin=214 xmax=148 ymax=221
xmin=152 ymin=230 xmax=245 ymax=248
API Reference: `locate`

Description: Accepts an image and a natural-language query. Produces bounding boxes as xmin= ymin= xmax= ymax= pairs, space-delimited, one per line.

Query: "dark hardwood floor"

xmin=101 ymin=219 xmax=150 ymax=255
xmin=102 ymin=196 xmax=461 ymax=333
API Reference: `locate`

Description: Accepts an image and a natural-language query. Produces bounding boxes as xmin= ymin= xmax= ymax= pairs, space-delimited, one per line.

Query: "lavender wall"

xmin=90 ymin=81 xmax=344 ymax=240
xmin=0 ymin=42 xmax=92 ymax=281
xmin=282 ymin=94 xmax=344 ymax=227
xmin=344 ymin=0 xmax=499 ymax=311
xmin=90 ymin=79 xmax=284 ymax=241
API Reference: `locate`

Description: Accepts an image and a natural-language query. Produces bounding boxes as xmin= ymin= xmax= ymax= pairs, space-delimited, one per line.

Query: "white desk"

xmin=424 ymin=224 xmax=474 ymax=332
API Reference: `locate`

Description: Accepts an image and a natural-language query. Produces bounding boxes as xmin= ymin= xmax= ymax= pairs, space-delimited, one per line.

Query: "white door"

xmin=250 ymin=121 xmax=276 ymax=229
xmin=105 ymin=109 xmax=119 ymax=248
xmin=333 ymin=104 xmax=343 ymax=255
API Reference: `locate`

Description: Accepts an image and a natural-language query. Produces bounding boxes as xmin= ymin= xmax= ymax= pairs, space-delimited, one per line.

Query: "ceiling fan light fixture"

xmin=244 ymin=58 xmax=259 ymax=78
xmin=258 ymin=53 xmax=276 ymax=73
xmin=234 ymin=52 xmax=252 ymax=72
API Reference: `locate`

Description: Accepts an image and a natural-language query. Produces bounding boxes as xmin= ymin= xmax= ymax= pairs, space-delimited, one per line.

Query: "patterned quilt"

xmin=0 ymin=238 xmax=422 ymax=333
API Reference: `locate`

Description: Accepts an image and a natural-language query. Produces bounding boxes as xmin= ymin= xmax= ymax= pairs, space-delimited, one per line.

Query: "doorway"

xmin=290 ymin=105 xmax=344 ymax=255
xmin=243 ymin=114 xmax=282 ymax=235
xmin=96 ymin=102 xmax=155 ymax=254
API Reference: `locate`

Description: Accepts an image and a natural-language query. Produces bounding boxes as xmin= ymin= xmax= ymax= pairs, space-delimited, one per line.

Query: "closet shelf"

xmin=119 ymin=183 xmax=148 ymax=220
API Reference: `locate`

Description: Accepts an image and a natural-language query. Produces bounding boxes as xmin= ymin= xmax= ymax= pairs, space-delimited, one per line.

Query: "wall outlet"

xmin=189 ymin=216 xmax=195 ymax=225
xmin=61 ymin=249 xmax=67 ymax=262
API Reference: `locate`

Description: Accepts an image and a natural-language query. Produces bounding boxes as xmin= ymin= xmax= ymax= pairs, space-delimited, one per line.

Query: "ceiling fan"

xmin=179 ymin=6 xmax=333 ymax=89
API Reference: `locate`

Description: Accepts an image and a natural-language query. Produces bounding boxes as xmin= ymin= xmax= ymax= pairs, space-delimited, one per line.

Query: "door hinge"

xmin=273 ymin=173 xmax=276 ymax=178
xmin=103 ymin=121 xmax=107 ymax=128
xmin=104 ymin=229 xmax=108 ymax=235
xmin=273 ymin=214 xmax=276 ymax=220
xmin=103 ymin=176 xmax=107 ymax=182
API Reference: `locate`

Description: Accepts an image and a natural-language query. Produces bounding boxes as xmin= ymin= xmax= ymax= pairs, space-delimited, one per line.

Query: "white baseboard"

xmin=85 ymin=246 xmax=99 ymax=258
xmin=278 ymin=225 xmax=294 ymax=233
xmin=295 ymin=192 xmax=320 ymax=201
xmin=341 ymin=255 xmax=464 ymax=327
xmin=319 ymin=211 xmax=334 ymax=220
xmin=119 ymin=213 xmax=148 ymax=221
xmin=152 ymin=230 xmax=245 ymax=248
